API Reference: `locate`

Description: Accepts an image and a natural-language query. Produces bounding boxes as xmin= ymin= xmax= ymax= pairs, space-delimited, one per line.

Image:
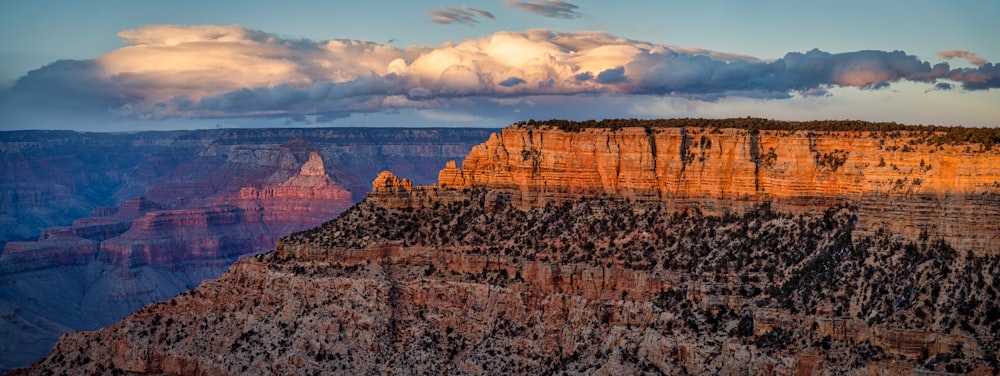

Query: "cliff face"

xmin=439 ymin=126 xmax=1000 ymax=252
xmin=25 ymin=190 xmax=1000 ymax=375
xmin=0 ymin=127 xmax=493 ymax=371
xmin=23 ymin=122 xmax=1000 ymax=375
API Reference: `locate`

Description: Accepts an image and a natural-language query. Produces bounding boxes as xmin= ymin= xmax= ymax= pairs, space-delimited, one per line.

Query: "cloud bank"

xmin=1 ymin=25 xmax=997 ymax=124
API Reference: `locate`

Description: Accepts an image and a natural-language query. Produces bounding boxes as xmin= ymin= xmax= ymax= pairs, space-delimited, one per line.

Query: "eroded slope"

xmin=25 ymin=189 xmax=1000 ymax=374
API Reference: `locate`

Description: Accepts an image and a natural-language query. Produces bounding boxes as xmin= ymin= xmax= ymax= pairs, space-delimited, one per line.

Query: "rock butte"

xmin=430 ymin=125 xmax=1000 ymax=253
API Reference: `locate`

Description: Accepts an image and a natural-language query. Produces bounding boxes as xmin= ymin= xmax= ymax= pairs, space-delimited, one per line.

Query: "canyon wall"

xmin=438 ymin=125 xmax=1000 ymax=253
xmin=24 ymin=184 xmax=1000 ymax=375
xmin=0 ymin=127 xmax=494 ymax=371
xmin=22 ymin=122 xmax=1000 ymax=375
xmin=0 ymin=127 xmax=495 ymax=247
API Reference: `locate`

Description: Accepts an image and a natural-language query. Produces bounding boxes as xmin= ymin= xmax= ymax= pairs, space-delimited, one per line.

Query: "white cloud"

xmin=2 ymin=25 xmax=997 ymax=124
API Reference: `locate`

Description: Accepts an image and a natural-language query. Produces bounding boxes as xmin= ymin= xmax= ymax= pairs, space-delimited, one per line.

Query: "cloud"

xmin=1 ymin=25 xmax=997 ymax=125
xmin=943 ymin=62 xmax=1000 ymax=91
xmin=596 ymin=67 xmax=627 ymax=84
xmin=938 ymin=50 xmax=987 ymax=67
xmin=426 ymin=7 xmax=495 ymax=25
xmin=934 ymin=82 xmax=954 ymax=91
xmin=499 ymin=77 xmax=527 ymax=87
xmin=505 ymin=0 xmax=581 ymax=19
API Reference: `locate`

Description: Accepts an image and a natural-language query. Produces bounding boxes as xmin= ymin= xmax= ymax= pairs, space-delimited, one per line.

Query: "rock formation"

xmin=439 ymin=125 xmax=1000 ymax=253
xmin=17 ymin=120 xmax=1000 ymax=374
xmin=0 ymin=127 xmax=493 ymax=371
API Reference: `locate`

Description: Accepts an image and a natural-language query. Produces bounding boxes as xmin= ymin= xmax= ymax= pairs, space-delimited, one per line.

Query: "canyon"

xmin=16 ymin=120 xmax=1000 ymax=374
xmin=0 ymin=127 xmax=494 ymax=371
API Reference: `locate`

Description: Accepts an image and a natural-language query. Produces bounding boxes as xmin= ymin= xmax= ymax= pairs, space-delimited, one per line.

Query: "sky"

xmin=0 ymin=0 xmax=998 ymax=131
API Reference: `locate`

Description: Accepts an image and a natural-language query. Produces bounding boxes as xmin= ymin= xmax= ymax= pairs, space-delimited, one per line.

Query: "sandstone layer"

xmin=438 ymin=125 xmax=1000 ymax=253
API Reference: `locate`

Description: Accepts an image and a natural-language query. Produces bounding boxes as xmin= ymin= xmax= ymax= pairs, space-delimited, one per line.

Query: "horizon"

xmin=1 ymin=1 xmax=998 ymax=131
xmin=6 ymin=116 xmax=1000 ymax=136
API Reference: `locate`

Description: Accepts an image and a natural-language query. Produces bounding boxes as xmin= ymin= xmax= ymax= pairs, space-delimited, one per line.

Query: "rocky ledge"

xmin=436 ymin=123 xmax=1000 ymax=253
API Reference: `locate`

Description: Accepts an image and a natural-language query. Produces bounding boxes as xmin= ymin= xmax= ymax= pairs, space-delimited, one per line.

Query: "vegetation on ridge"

xmin=516 ymin=118 xmax=1000 ymax=150
xmin=31 ymin=188 xmax=1000 ymax=374
xmin=281 ymin=190 xmax=1000 ymax=373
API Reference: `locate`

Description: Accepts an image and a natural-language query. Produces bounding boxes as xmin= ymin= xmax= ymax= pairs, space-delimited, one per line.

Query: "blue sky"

xmin=1 ymin=0 xmax=998 ymax=130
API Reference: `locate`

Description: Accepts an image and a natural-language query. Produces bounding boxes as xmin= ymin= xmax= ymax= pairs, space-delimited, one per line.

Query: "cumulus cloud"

xmin=1 ymin=24 xmax=998 ymax=124
xmin=596 ymin=67 xmax=627 ymax=84
xmin=426 ymin=7 xmax=495 ymax=25
xmin=938 ymin=50 xmax=987 ymax=67
xmin=505 ymin=0 xmax=581 ymax=19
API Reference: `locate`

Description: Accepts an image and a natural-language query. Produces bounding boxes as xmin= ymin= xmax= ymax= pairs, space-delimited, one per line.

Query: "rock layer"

xmin=438 ymin=125 xmax=1000 ymax=252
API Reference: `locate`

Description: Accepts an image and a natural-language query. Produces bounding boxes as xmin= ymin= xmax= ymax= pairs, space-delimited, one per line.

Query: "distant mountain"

xmin=0 ymin=127 xmax=496 ymax=371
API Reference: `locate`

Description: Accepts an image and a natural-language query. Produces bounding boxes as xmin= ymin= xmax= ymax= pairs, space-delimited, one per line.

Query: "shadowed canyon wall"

xmin=0 ymin=127 xmax=494 ymax=371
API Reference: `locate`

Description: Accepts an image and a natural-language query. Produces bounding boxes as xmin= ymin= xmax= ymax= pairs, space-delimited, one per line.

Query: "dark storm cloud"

xmin=505 ymin=0 xmax=581 ymax=19
xmin=426 ymin=7 xmax=495 ymax=25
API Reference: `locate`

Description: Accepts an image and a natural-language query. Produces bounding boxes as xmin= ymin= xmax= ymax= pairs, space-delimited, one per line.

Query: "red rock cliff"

xmin=437 ymin=125 xmax=1000 ymax=253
